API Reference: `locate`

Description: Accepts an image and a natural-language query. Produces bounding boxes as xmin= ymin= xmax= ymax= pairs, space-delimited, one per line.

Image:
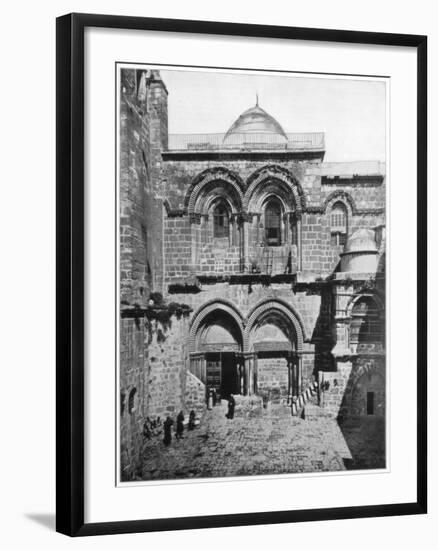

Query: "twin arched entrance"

xmin=189 ymin=299 xmax=305 ymax=403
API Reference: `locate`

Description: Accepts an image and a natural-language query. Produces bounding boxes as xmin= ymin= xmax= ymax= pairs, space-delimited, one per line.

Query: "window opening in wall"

xmin=330 ymin=202 xmax=347 ymax=246
xmin=213 ymin=202 xmax=229 ymax=238
xmin=367 ymin=391 xmax=375 ymax=415
xmin=265 ymin=199 xmax=282 ymax=246
xmin=128 ymin=388 xmax=137 ymax=414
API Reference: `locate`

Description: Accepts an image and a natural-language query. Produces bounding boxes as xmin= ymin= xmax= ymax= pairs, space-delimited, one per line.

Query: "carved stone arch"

xmin=244 ymin=298 xmax=306 ymax=352
xmin=346 ymin=292 xmax=385 ymax=318
xmin=244 ymin=165 xmax=306 ymax=212
xmin=198 ymin=183 xmax=240 ymax=216
xmin=189 ymin=299 xmax=245 ymax=352
xmin=350 ymin=360 xmax=385 ymax=387
xmin=253 ymin=183 xmax=293 ymax=214
xmin=185 ymin=167 xmax=244 ymax=215
xmin=323 ymin=190 xmax=357 ymax=216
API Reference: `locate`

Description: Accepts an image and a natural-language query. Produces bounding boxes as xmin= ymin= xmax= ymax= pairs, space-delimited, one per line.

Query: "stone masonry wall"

xmin=119 ymin=68 xmax=168 ymax=480
xmin=163 ymin=158 xmax=385 ymax=280
xmin=144 ymin=315 xmax=190 ymax=419
xmin=166 ymin=282 xmax=325 ymax=392
xmin=185 ymin=372 xmax=207 ymax=415
xmin=257 ymin=357 xmax=289 ymax=401
xmin=120 ymin=68 xmax=167 ymax=305
xmin=120 ymin=317 xmax=147 ymax=480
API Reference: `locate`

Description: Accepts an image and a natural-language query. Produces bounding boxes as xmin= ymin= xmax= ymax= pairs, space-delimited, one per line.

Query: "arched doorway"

xmin=245 ymin=299 xmax=305 ymax=405
xmin=189 ymin=303 xmax=244 ymax=400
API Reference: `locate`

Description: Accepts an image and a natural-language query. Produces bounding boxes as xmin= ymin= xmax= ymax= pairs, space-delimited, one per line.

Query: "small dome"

xmin=340 ymin=229 xmax=379 ymax=274
xmin=343 ymin=229 xmax=378 ymax=255
xmin=223 ymin=102 xmax=287 ymax=144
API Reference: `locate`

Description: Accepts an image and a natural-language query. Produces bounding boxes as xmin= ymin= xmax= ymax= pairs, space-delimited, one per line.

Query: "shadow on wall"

xmin=336 ymin=362 xmax=386 ymax=471
xmin=311 ymin=287 xmax=336 ymax=377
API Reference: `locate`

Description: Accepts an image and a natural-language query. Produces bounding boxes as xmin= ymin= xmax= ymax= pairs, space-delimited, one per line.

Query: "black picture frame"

xmin=56 ymin=12 xmax=427 ymax=537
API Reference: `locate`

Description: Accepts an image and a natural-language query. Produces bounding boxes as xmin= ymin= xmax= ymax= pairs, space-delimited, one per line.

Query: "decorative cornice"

xmin=355 ymin=208 xmax=385 ymax=216
xmin=304 ymin=206 xmax=324 ymax=214
xmin=321 ymin=175 xmax=384 ymax=186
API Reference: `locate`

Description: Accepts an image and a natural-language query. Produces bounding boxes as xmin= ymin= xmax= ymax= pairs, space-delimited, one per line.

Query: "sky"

xmin=157 ymin=67 xmax=386 ymax=163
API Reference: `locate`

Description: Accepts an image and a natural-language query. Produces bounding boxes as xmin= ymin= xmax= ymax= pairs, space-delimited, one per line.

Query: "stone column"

xmin=284 ymin=212 xmax=292 ymax=245
xmin=243 ymin=353 xmax=256 ymax=395
xmin=239 ymin=362 xmax=245 ymax=395
xmin=297 ymin=353 xmax=303 ymax=395
xmin=330 ymin=281 xmax=354 ymax=361
xmin=256 ymin=214 xmax=261 ymax=245
xmin=238 ymin=215 xmax=245 ymax=272
xmin=200 ymin=354 xmax=206 ymax=385
xmin=242 ymin=213 xmax=251 ymax=272
xmin=249 ymin=354 xmax=255 ymax=395
xmin=287 ymin=355 xmax=293 ymax=405
xmin=253 ymin=354 xmax=258 ymax=395
xmin=292 ymin=356 xmax=298 ymax=398
xmin=297 ymin=214 xmax=302 ymax=272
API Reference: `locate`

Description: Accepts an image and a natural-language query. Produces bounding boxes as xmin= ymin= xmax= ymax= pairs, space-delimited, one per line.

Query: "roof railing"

xmin=167 ymin=132 xmax=325 ymax=151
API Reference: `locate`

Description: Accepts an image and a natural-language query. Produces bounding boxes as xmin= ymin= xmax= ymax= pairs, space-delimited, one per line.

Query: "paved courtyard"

xmin=140 ymin=399 xmax=354 ymax=481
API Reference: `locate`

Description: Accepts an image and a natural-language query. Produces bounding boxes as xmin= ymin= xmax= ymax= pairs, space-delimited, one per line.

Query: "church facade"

xmin=119 ymin=68 xmax=386 ymax=480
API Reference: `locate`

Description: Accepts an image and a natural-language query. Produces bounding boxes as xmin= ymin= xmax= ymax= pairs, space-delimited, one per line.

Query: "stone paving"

xmin=140 ymin=398 xmax=353 ymax=481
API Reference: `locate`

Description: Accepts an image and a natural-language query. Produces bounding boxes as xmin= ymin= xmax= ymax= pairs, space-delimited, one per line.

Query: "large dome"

xmin=223 ymin=101 xmax=287 ymax=144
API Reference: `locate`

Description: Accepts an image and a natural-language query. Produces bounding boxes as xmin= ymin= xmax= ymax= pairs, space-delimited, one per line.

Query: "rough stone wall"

xmin=318 ymin=362 xmax=353 ymax=419
xmin=163 ymin=158 xmax=385 ymax=280
xmin=119 ymin=68 xmax=169 ymax=479
xmin=257 ymin=357 xmax=289 ymax=400
xmin=120 ymin=68 xmax=167 ymax=304
xmin=167 ymin=282 xmax=324 ymax=390
xmin=164 ymin=216 xmax=192 ymax=280
xmin=318 ymin=357 xmax=385 ymax=420
xmin=119 ymin=318 xmax=148 ymax=480
xmin=143 ymin=315 xmax=190 ymax=419
xmin=197 ymin=221 xmax=241 ymax=276
xmin=185 ymin=371 xmax=207 ymax=414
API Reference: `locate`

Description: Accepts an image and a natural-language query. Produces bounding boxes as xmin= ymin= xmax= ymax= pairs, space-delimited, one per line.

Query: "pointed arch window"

xmin=265 ymin=198 xmax=282 ymax=246
xmin=330 ymin=202 xmax=347 ymax=246
xmin=213 ymin=201 xmax=230 ymax=238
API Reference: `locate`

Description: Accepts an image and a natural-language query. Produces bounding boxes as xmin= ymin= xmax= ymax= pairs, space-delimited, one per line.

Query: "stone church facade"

xmin=119 ymin=68 xmax=386 ymax=480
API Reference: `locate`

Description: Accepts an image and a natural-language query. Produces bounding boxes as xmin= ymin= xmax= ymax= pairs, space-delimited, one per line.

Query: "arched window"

xmin=213 ymin=202 xmax=229 ymax=238
xmin=350 ymin=297 xmax=383 ymax=344
xmin=265 ymin=198 xmax=282 ymax=246
xmin=330 ymin=202 xmax=347 ymax=246
xmin=128 ymin=388 xmax=137 ymax=414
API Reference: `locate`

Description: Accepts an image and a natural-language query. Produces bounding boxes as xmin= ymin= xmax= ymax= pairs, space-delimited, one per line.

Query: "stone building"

xmin=119 ymin=68 xmax=386 ymax=480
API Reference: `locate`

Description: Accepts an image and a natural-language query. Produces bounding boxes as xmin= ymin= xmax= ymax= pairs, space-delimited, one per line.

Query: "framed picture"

xmin=56 ymin=13 xmax=427 ymax=536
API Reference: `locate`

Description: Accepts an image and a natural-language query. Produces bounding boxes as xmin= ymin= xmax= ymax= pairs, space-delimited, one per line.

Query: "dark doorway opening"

xmin=367 ymin=391 xmax=375 ymax=415
xmin=206 ymin=352 xmax=239 ymax=400
xmin=221 ymin=353 xmax=239 ymax=398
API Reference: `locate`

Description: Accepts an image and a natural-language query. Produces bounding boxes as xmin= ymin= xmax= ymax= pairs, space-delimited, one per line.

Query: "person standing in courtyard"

xmin=176 ymin=410 xmax=185 ymax=440
xmin=188 ymin=410 xmax=196 ymax=430
xmin=226 ymin=394 xmax=235 ymax=419
xmin=163 ymin=416 xmax=173 ymax=446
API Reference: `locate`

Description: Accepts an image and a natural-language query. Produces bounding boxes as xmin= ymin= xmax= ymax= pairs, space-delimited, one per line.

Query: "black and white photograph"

xmin=118 ymin=66 xmax=387 ymax=483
